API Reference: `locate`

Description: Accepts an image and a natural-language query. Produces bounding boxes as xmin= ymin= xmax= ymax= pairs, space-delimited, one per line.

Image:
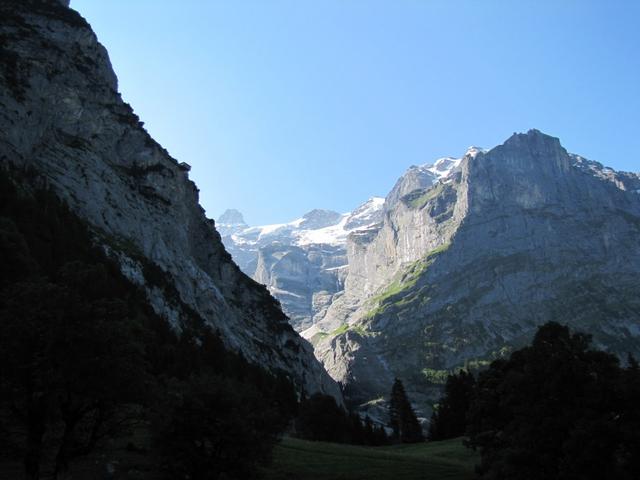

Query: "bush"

xmin=153 ymin=375 xmax=283 ymax=480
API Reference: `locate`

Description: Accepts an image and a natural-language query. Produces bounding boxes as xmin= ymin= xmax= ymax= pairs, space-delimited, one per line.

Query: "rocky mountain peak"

xmin=464 ymin=146 xmax=485 ymax=158
xmin=386 ymin=165 xmax=437 ymax=208
xmin=299 ymin=209 xmax=343 ymax=229
xmin=216 ymin=209 xmax=247 ymax=237
xmin=502 ymin=128 xmax=563 ymax=154
xmin=431 ymin=157 xmax=458 ymax=172
xmin=310 ymin=129 xmax=640 ymax=412
xmin=345 ymin=197 xmax=385 ymax=230
xmin=220 ymin=197 xmax=385 ymax=331
xmin=218 ymin=208 xmax=246 ymax=226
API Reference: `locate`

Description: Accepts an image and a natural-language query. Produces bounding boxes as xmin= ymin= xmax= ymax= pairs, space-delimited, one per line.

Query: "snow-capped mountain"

xmin=218 ymin=151 xmax=482 ymax=332
xmin=218 ymin=198 xmax=385 ymax=330
xmin=420 ymin=147 xmax=485 ymax=180
xmin=218 ymin=130 xmax=640 ymax=422
xmin=228 ymin=198 xmax=385 ymax=249
xmin=309 ymin=130 xmax=640 ymax=419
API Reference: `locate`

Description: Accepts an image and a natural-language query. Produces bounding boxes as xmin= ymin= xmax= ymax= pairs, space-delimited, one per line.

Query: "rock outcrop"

xmin=220 ymin=198 xmax=385 ymax=330
xmin=0 ymin=0 xmax=341 ymax=400
xmin=313 ymin=130 xmax=640 ymax=413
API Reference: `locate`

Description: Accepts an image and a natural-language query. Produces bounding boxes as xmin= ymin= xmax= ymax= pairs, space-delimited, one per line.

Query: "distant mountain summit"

xmin=307 ymin=129 xmax=640 ymax=416
xmin=218 ymin=208 xmax=246 ymax=226
xmin=220 ymin=129 xmax=640 ymax=419
xmin=219 ymin=198 xmax=385 ymax=330
xmin=217 ymin=208 xmax=247 ymax=236
xmin=299 ymin=209 xmax=343 ymax=230
xmin=220 ymin=131 xmax=640 ymax=417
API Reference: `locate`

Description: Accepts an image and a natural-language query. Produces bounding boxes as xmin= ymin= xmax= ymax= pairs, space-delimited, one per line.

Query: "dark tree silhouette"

xmin=294 ymin=394 xmax=389 ymax=445
xmin=295 ymin=393 xmax=350 ymax=443
xmin=152 ymin=374 xmax=283 ymax=480
xmin=428 ymin=370 xmax=475 ymax=440
xmin=0 ymin=275 xmax=147 ymax=478
xmin=466 ymin=322 xmax=640 ymax=480
xmin=389 ymin=378 xmax=423 ymax=443
xmin=0 ymin=167 xmax=298 ymax=478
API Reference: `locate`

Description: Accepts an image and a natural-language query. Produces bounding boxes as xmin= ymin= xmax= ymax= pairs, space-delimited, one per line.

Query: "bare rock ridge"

xmin=312 ymin=129 xmax=640 ymax=413
xmin=0 ymin=0 xmax=341 ymax=401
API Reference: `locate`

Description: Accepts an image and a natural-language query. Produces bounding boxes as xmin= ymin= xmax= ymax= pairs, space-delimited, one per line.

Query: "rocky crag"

xmin=0 ymin=0 xmax=341 ymax=400
xmin=219 ymin=198 xmax=384 ymax=331
xmin=310 ymin=130 xmax=640 ymax=415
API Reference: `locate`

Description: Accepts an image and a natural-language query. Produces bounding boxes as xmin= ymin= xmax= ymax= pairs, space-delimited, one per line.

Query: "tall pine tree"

xmin=389 ymin=378 xmax=423 ymax=443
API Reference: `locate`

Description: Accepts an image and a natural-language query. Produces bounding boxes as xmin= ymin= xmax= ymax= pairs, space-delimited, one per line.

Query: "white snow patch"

xmin=465 ymin=145 xmax=486 ymax=158
xmin=229 ymin=196 xmax=385 ymax=249
xmin=418 ymin=157 xmax=462 ymax=183
xmin=416 ymin=146 xmax=486 ymax=182
xmin=325 ymin=264 xmax=348 ymax=271
xmin=269 ymin=287 xmax=305 ymax=299
xmin=295 ymin=214 xmax=351 ymax=246
xmin=257 ymin=222 xmax=295 ymax=236
xmin=301 ymin=323 xmax=321 ymax=340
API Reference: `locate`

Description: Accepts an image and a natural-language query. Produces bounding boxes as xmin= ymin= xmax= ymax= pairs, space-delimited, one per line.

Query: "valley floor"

xmin=0 ymin=437 xmax=477 ymax=479
xmin=262 ymin=437 xmax=478 ymax=480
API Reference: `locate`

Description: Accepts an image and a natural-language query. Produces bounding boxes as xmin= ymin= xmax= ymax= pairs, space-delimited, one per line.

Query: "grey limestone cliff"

xmin=220 ymin=199 xmax=385 ymax=331
xmin=254 ymin=242 xmax=348 ymax=331
xmin=0 ymin=0 xmax=341 ymax=400
xmin=313 ymin=130 xmax=640 ymax=414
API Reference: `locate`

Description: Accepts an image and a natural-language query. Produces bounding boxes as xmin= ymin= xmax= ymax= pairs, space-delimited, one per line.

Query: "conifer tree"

xmin=389 ymin=378 xmax=424 ymax=443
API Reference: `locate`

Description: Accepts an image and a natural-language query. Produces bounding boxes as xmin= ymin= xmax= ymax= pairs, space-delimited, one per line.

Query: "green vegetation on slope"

xmin=364 ymin=243 xmax=450 ymax=319
xmin=263 ymin=437 xmax=477 ymax=480
xmin=309 ymin=323 xmax=371 ymax=345
xmin=406 ymin=183 xmax=447 ymax=210
xmin=329 ymin=323 xmax=370 ymax=338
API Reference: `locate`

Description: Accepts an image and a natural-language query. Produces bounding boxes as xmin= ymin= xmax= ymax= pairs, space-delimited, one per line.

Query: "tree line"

xmin=18 ymin=163 xmax=637 ymax=480
xmin=429 ymin=322 xmax=640 ymax=479
xmin=0 ymin=167 xmax=296 ymax=479
xmin=0 ymin=166 xmax=413 ymax=479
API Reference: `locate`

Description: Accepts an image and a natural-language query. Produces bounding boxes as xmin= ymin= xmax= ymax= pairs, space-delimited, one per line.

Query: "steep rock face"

xmin=314 ymin=130 xmax=640 ymax=411
xmin=0 ymin=0 xmax=341 ymax=400
xmin=254 ymin=243 xmax=347 ymax=331
xmin=220 ymin=198 xmax=384 ymax=330
xmin=309 ymin=149 xmax=476 ymax=335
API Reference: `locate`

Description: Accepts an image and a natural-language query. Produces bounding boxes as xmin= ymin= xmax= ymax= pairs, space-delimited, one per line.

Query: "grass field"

xmin=262 ymin=437 xmax=479 ymax=480
xmin=1 ymin=436 xmax=477 ymax=479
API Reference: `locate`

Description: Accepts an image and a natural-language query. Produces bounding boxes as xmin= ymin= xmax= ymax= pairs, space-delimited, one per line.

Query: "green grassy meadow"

xmin=263 ymin=437 xmax=478 ymax=480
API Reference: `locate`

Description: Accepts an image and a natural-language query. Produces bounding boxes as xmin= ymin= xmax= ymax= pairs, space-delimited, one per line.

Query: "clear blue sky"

xmin=72 ymin=0 xmax=640 ymax=225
